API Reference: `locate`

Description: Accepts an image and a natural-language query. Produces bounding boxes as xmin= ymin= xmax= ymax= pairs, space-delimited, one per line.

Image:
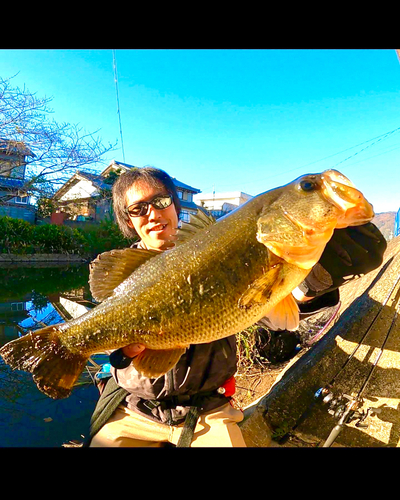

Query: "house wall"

xmin=58 ymin=179 xmax=98 ymax=202
xmin=0 ymin=203 xmax=35 ymax=224
xmin=57 ymin=199 xmax=93 ymax=220
xmin=0 ymin=141 xmax=35 ymax=224
xmin=194 ymin=191 xmax=252 ymax=211
xmin=95 ymin=198 xmax=112 ymax=221
xmin=0 ymin=153 xmax=26 ymax=179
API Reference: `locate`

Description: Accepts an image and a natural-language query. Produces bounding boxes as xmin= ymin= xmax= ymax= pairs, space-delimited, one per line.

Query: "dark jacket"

xmin=88 ymin=338 xmax=237 ymax=443
xmin=110 ymin=336 xmax=237 ymax=425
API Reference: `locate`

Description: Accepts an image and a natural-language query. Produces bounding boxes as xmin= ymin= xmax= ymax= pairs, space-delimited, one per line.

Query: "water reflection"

xmin=0 ymin=263 xmax=103 ymax=447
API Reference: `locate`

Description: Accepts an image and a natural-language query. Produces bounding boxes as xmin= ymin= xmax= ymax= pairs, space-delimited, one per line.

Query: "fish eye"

xmin=300 ymin=179 xmax=317 ymax=192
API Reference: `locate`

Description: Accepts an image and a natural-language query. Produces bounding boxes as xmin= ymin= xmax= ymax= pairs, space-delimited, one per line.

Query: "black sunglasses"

xmin=125 ymin=194 xmax=173 ymax=217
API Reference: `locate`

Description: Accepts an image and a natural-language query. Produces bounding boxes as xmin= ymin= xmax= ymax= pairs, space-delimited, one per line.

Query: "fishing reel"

xmin=321 ymin=389 xmax=356 ymax=420
xmin=320 ymin=388 xmax=382 ymax=428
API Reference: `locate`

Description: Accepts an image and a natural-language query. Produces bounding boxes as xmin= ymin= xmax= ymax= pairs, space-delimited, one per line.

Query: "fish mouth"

xmin=257 ymin=169 xmax=375 ymax=270
xmin=321 ymin=169 xmax=374 ymax=228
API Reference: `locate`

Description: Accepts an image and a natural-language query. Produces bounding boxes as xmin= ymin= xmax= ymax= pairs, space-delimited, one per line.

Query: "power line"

xmin=274 ymin=126 xmax=400 ymax=181
xmin=330 ymin=126 xmax=400 ymax=169
xmin=112 ymin=49 xmax=126 ymax=163
xmin=216 ymin=125 xmax=400 ymax=193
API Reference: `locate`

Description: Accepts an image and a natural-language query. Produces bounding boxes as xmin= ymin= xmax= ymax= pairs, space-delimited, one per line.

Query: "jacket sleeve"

xmin=109 ymin=348 xmax=133 ymax=369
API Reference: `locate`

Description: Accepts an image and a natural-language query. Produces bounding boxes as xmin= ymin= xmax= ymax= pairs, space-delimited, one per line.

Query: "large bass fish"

xmin=0 ymin=170 xmax=374 ymax=399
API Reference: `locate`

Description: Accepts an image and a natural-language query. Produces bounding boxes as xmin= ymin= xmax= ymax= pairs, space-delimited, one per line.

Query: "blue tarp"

xmin=395 ymin=208 xmax=400 ymax=238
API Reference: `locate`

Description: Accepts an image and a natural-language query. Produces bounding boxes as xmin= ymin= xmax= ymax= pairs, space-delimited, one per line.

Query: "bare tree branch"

xmin=0 ymin=75 xmax=117 ymax=204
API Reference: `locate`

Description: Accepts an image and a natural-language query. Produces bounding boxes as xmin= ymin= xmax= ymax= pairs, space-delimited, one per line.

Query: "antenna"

xmin=112 ymin=49 xmax=126 ymax=163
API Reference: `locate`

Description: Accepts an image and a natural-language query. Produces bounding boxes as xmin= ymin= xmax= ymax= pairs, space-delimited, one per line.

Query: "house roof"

xmin=53 ymin=162 xmax=201 ymax=201
xmin=179 ymin=200 xmax=199 ymax=211
xmin=0 ymin=138 xmax=35 ymax=157
xmin=101 ymin=161 xmax=201 ymax=194
xmin=52 ymin=170 xmax=108 ymax=200
xmin=172 ymin=178 xmax=200 ymax=194
xmin=75 ymin=171 xmax=111 ymax=191
xmin=0 ymin=177 xmax=25 ymax=190
xmin=100 ymin=160 xmax=138 ymax=177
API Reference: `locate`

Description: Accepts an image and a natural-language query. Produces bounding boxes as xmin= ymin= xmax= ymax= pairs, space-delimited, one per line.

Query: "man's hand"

xmin=122 ymin=344 xmax=146 ymax=358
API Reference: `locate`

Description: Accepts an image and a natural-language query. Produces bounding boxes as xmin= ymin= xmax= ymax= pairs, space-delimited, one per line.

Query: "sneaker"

xmin=297 ymin=301 xmax=341 ymax=346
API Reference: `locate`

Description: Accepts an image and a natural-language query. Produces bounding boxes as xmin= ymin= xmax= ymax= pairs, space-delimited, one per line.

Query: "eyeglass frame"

xmin=124 ymin=193 xmax=174 ymax=218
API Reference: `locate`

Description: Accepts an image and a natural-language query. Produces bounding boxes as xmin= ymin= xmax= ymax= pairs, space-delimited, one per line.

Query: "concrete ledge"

xmin=0 ymin=253 xmax=90 ymax=263
xmin=241 ymin=236 xmax=400 ymax=447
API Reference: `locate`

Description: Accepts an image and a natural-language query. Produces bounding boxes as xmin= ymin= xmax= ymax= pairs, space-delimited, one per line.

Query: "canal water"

xmin=0 ymin=262 xmax=104 ymax=447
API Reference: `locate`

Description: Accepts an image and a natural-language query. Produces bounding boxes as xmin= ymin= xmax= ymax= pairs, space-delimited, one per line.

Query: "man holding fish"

xmin=0 ymin=165 xmax=386 ymax=447
xmin=88 ymin=166 xmax=386 ymax=447
xmin=90 ymin=167 xmax=247 ymax=447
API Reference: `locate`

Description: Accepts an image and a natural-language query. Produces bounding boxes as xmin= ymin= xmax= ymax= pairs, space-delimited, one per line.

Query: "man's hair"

xmin=112 ymin=166 xmax=181 ymax=239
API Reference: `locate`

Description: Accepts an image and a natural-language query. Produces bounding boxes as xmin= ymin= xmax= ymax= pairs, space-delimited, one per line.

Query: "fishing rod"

xmin=277 ymin=264 xmax=400 ymax=446
xmin=326 ymin=271 xmax=400 ymax=389
xmin=322 ymin=294 xmax=400 ymax=447
xmin=112 ymin=49 xmax=126 ymax=163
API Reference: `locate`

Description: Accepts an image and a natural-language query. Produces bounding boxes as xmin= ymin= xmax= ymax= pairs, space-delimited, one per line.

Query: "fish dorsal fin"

xmin=89 ymin=247 xmax=158 ymax=302
xmin=175 ymin=209 xmax=216 ymax=246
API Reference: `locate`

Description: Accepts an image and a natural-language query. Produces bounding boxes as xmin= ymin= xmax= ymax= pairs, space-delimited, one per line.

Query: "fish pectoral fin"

xmin=131 ymin=346 xmax=188 ymax=378
xmin=89 ymin=247 xmax=159 ymax=302
xmin=238 ymin=264 xmax=281 ymax=308
xmin=239 ymin=263 xmax=300 ymax=330
xmin=262 ymin=294 xmax=300 ymax=331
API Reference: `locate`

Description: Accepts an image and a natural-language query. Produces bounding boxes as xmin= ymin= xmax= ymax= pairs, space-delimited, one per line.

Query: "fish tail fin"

xmin=0 ymin=325 xmax=89 ymax=399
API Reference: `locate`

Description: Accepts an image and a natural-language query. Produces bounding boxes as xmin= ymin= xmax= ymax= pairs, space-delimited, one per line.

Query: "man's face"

xmin=125 ymin=181 xmax=179 ymax=251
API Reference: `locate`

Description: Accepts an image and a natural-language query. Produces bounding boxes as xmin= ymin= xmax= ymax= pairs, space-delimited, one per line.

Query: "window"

xmin=14 ymin=196 xmax=28 ymax=204
xmin=11 ymin=302 xmax=25 ymax=312
xmin=180 ymin=210 xmax=190 ymax=223
xmin=180 ymin=210 xmax=198 ymax=223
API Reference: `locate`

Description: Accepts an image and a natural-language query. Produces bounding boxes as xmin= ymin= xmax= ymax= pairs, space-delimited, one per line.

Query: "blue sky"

xmin=1 ymin=48 xmax=399 ymax=213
